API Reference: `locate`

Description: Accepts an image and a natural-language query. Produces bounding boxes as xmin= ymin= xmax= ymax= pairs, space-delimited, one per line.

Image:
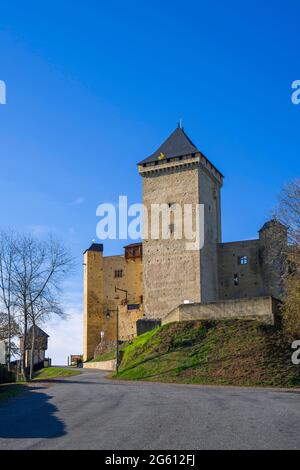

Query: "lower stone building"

xmin=83 ymin=127 xmax=287 ymax=361
xmin=83 ymin=242 xmax=144 ymax=360
xmin=20 ymin=325 xmax=49 ymax=368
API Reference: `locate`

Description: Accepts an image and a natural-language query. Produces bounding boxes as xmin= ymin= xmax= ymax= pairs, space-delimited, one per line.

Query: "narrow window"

xmin=234 ymin=273 xmax=239 ymax=286
xmin=238 ymin=255 xmax=248 ymax=265
xmin=169 ymin=223 xmax=175 ymax=234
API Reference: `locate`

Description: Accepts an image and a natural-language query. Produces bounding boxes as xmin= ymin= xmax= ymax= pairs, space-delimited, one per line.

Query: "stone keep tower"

xmin=83 ymin=243 xmax=104 ymax=361
xmin=138 ymin=127 xmax=223 ymax=319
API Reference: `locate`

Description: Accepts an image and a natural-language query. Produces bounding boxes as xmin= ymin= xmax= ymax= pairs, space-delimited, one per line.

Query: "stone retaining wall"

xmin=83 ymin=359 xmax=116 ymax=371
xmin=162 ymin=296 xmax=280 ymax=326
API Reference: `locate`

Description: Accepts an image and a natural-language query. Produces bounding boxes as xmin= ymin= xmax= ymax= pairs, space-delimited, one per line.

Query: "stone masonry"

xmin=83 ymin=127 xmax=287 ymax=360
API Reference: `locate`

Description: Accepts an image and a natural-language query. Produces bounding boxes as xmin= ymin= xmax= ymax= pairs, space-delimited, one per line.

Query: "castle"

xmin=83 ymin=127 xmax=287 ymax=361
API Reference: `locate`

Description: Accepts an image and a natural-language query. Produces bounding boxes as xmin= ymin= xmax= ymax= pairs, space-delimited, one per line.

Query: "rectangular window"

xmin=238 ymin=255 xmax=248 ymax=265
xmin=114 ymin=270 xmax=123 ymax=278
xmin=127 ymin=304 xmax=140 ymax=310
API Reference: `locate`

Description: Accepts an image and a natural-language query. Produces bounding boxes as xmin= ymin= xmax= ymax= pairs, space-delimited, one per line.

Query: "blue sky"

xmin=0 ymin=1 xmax=299 ymax=363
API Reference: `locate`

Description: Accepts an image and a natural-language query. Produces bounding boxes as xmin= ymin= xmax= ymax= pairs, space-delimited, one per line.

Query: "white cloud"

xmin=29 ymin=225 xmax=50 ymax=237
xmin=72 ymin=196 xmax=85 ymax=205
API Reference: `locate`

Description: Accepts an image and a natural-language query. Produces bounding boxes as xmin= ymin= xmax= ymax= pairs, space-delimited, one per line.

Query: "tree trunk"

xmin=7 ymin=308 xmax=11 ymax=372
xmin=29 ymin=323 xmax=35 ymax=380
xmin=21 ymin=311 xmax=28 ymax=381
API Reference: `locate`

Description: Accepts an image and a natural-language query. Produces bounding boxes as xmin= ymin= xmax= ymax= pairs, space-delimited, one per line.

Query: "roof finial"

xmin=178 ymin=118 xmax=183 ymax=130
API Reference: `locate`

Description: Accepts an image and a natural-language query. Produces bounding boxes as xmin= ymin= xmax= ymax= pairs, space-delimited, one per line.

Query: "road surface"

xmin=0 ymin=369 xmax=299 ymax=450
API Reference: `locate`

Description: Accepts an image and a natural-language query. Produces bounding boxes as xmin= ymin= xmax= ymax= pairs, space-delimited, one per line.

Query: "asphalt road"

xmin=0 ymin=369 xmax=299 ymax=450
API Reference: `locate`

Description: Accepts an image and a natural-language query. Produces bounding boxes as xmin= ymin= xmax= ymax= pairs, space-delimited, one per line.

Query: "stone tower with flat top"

xmin=83 ymin=242 xmax=144 ymax=361
xmin=138 ymin=126 xmax=223 ymax=319
xmin=83 ymin=243 xmax=104 ymax=361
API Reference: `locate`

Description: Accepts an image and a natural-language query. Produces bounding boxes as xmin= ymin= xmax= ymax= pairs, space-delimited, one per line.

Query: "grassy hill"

xmin=33 ymin=367 xmax=81 ymax=380
xmin=113 ymin=320 xmax=300 ymax=388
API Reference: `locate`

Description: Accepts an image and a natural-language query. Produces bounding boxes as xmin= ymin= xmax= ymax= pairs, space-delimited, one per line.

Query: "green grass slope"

xmin=33 ymin=367 xmax=81 ymax=380
xmin=113 ymin=320 xmax=300 ymax=388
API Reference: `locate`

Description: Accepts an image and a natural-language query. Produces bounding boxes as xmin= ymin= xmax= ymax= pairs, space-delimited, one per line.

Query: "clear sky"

xmin=0 ymin=1 xmax=299 ymax=363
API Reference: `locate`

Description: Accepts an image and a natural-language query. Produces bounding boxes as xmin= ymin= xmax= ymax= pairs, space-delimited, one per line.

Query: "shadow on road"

xmin=0 ymin=386 xmax=66 ymax=439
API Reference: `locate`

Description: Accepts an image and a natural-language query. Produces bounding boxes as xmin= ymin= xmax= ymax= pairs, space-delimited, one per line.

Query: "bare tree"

xmin=0 ymin=311 xmax=20 ymax=354
xmin=275 ymin=179 xmax=300 ymax=337
xmin=277 ymin=178 xmax=300 ymax=249
xmin=12 ymin=234 xmax=73 ymax=380
xmin=0 ymin=231 xmax=18 ymax=370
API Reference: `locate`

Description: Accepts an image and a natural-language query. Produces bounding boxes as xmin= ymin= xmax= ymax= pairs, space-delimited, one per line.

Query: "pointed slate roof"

xmin=28 ymin=325 xmax=49 ymax=338
xmin=138 ymin=127 xmax=200 ymax=165
xmin=83 ymin=243 xmax=103 ymax=255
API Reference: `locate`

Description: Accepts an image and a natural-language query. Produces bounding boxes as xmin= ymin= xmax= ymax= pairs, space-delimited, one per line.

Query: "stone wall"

xmin=218 ymin=239 xmax=265 ymax=300
xmin=136 ymin=319 xmax=161 ymax=336
xmin=140 ymin=158 xmax=223 ymax=319
xmin=83 ymin=245 xmax=143 ymax=361
xmin=118 ymin=304 xmax=144 ymax=340
xmin=217 ymin=222 xmax=288 ymax=302
xmin=142 ymin=165 xmax=201 ymax=319
xmin=83 ymin=248 xmax=104 ymax=361
xmin=83 ymin=360 xmax=116 ymax=371
xmin=259 ymin=221 xmax=288 ymax=300
xmin=103 ymin=255 xmax=143 ymax=308
xmin=162 ymin=296 xmax=280 ymax=326
xmin=198 ymin=169 xmax=222 ymax=302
